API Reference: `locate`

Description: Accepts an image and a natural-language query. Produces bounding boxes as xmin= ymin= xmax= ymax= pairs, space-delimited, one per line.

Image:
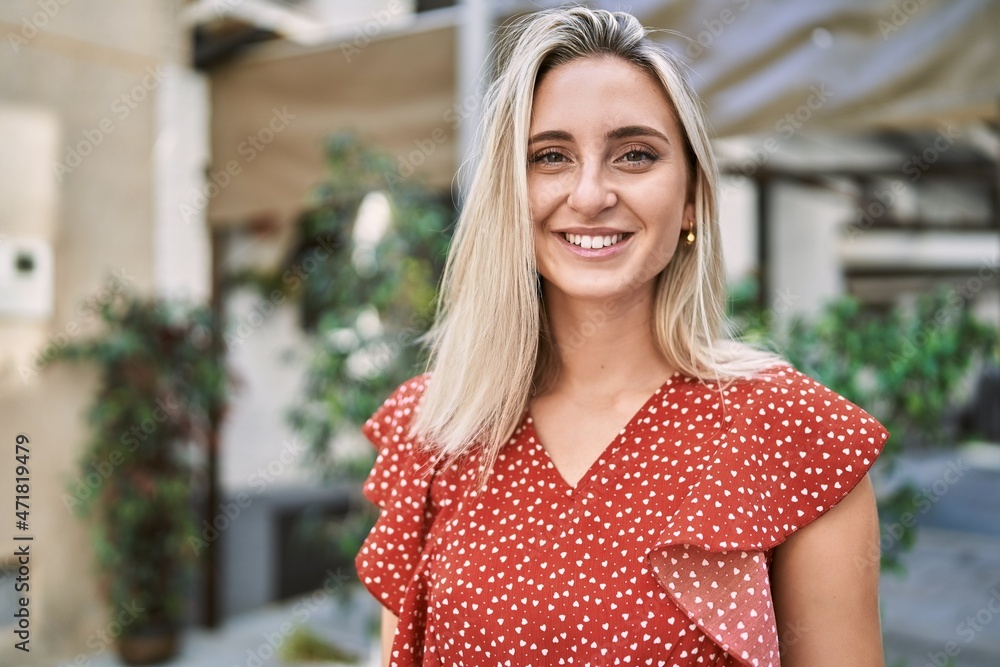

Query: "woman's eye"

xmin=532 ymin=150 xmax=566 ymax=164
xmin=620 ymin=148 xmax=657 ymax=164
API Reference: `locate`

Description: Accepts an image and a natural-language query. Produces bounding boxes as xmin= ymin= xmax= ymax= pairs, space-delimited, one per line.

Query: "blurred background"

xmin=0 ymin=0 xmax=998 ymax=666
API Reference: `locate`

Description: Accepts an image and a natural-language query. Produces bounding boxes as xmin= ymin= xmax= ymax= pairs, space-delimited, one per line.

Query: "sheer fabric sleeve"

xmin=644 ymin=365 xmax=890 ymax=667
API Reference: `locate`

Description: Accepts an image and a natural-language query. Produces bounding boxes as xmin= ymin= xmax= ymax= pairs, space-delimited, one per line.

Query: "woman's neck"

xmin=540 ymin=281 xmax=676 ymax=399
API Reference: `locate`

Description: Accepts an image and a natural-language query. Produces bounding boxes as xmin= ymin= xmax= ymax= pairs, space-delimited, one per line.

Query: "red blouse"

xmin=355 ymin=365 xmax=889 ymax=667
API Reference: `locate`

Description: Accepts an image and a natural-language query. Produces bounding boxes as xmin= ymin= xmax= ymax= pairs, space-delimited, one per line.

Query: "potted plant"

xmin=49 ymin=288 xmax=228 ymax=664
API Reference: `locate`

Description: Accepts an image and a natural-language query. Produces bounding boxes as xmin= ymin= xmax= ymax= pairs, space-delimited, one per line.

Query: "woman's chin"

xmin=542 ymin=278 xmax=650 ymax=306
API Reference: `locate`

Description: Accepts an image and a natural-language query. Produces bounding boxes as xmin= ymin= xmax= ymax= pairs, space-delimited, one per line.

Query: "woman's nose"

xmin=567 ymin=163 xmax=616 ymax=216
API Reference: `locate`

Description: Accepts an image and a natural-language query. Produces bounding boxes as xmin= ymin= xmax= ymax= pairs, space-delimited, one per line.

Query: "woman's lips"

xmin=554 ymin=231 xmax=634 ymax=258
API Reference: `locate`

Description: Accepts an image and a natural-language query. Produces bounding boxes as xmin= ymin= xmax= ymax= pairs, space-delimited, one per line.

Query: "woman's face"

xmin=527 ymin=55 xmax=694 ymax=305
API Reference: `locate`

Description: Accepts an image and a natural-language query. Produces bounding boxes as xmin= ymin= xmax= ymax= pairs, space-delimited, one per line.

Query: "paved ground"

xmin=881 ymin=528 xmax=1000 ymax=667
xmin=879 ymin=442 xmax=1000 ymax=667
xmin=31 ymin=443 xmax=1000 ymax=667
xmin=80 ymin=587 xmax=382 ymax=667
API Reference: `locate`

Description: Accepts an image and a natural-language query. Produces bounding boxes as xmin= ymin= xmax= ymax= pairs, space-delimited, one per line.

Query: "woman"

xmin=355 ymin=7 xmax=888 ymax=667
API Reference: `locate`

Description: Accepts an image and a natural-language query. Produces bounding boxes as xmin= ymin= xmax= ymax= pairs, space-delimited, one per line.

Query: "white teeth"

xmin=563 ymin=233 xmax=625 ymax=249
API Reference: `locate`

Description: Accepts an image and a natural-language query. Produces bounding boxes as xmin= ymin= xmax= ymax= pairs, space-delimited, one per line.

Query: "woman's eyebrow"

xmin=528 ymin=129 xmax=573 ymax=145
xmin=528 ymin=125 xmax=670 ymax=145
xmin=607 ymin=125 xmax=670 ymax=143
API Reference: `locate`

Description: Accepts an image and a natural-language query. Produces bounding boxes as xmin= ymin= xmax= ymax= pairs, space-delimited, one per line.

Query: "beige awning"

xmin=208 ymin=16 xmax=458 ymax=228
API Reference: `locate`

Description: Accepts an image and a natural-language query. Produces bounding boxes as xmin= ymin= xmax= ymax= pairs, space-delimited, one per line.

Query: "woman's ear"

xmin=684 ymin=165 xmax=697 ymax=221
xmin=683 ymin=201 xmax=696 ymax=229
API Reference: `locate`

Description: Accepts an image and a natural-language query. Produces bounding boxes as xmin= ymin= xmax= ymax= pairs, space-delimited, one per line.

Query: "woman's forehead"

xmin=529 ymin=56 xmax=681 ymax=139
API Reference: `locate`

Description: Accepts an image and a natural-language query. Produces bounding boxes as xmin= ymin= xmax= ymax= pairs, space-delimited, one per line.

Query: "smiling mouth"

xmin=560 ymin=232 xmax=633 ymax=250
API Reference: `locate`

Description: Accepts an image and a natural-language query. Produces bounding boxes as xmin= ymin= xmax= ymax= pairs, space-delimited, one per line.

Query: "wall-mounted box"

xmin=0 ymin=236 xmax=54 ymax=320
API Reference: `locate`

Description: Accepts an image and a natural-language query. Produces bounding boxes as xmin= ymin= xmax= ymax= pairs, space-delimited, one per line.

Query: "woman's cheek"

xmin=528 ymin=189 xmax=558 ymax=228
xmin=530 ymin=171 xmax=570 ymax=207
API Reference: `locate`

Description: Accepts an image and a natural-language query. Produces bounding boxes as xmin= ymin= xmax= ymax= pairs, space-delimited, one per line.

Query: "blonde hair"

xmin=411 ymin=6 xmax=782 ymax=488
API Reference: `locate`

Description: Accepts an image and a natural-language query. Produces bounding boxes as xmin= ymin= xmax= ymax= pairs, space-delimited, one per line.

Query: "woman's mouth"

xmin=555 ymin=231 xmax=634 ymax=257
xmin=560 ymin=232 xmax=631 ymax=249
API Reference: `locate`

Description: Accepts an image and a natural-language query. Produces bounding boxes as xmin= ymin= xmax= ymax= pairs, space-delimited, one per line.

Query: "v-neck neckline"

xmin=524 ymin=371 xmax=687 ymax=495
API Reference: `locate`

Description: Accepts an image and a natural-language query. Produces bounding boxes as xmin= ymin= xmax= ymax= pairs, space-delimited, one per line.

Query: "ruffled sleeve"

xmin=354 ymin=373 xmax=441 ymax=619
xmin=644 ymin=365 xmax=890 ymax=667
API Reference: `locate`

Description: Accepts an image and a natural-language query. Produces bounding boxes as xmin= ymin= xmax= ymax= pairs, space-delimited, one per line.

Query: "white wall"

xmin=769 ymin=180 xmax=848 ymax=323
xmin=717 ymin=173 xmax=758 ymax=283
xmin=154 ymin=63 xmax=212 ymax=302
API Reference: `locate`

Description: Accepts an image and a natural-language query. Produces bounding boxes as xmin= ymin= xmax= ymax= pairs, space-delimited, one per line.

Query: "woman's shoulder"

xmin=358 ymin=372 xmax=438 ymax=509
xmin=714 ymin=362 xmax=883 ymax=425
xmin=654 ymin=361 xmax=890 ymax=551
xmin=716 ymin=362 xmax=890 ymax=483
xmin=362 ymin=373 xmax=433 ymax=433
xmin=375 ymin=372 xmax=434 ymax=408
xmin=714 ymin=361 xmax=835 ymax=393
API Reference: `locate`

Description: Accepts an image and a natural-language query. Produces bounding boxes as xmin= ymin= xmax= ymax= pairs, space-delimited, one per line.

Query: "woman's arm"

xmin=381 ymin=606 xmax=399 ymax=667
xmin=770 ymin=472 xmax=885 ymax=667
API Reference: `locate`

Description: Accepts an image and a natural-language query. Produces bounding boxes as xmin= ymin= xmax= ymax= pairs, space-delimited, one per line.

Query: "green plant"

xmin=49 ymin=287 xmax=228 ymax=632
xmin=234 ymin=131 xmax=451 ymax=473
xmin=232 ymin=130 xmax=453 ymax=562
xmin=729 ymin=278 xmax=1000 ymax=571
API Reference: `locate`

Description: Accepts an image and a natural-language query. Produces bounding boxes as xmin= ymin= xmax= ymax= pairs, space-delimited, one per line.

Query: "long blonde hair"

xmin=411 ymin=6 xmax=782 ymax=488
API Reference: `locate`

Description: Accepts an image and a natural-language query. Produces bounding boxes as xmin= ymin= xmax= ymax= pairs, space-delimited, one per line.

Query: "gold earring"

xmin=684 ymin=224 xmax=695 ymax=246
